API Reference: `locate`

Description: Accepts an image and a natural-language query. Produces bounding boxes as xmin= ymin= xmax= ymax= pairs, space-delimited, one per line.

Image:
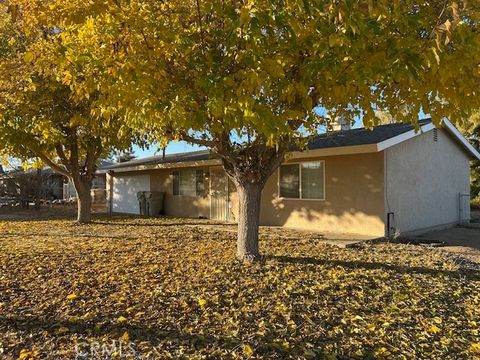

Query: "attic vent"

xmin=433 ymin=128 xmax=438 ymax=142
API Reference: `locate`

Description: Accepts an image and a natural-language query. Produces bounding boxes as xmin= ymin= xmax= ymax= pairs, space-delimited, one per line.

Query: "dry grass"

xmin=0 ymin=215 xmax=479 ymax=359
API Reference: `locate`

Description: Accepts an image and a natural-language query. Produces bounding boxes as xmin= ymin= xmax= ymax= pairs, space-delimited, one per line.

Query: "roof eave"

xmin=442 ymin=118 xmax=480 ymax=161
xmin=376 ymin=122 xmax=435 ymax=152
xmin=104 ymin=119 xmax=480 ymax=171
xmin=105 ymin=158 xmax=222 ymax=173
xmin=289 ymin=143 xmax=379 ymax=159
xmin=375 ymin=118 xmax=480 ymax=161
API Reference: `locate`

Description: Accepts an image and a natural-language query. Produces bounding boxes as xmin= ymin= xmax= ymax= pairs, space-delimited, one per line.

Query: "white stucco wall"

xmin=112 ymin=174 xmax=150 ymax=214
xmin=385 ymin=129 xmax=471 ymax=234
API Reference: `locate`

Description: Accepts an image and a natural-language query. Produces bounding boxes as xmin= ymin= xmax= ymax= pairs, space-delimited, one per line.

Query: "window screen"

xmin=173 ymin=171 xmax=180 ymax=195
xmin=279 ymin=161 xmax=325 ymax=200
xmin=196 ymin=170 xmax=205 ymax=196
xmin=301 ymin=162 xmax=324 ymax=199
xmin=279 ymin=164 xmax=300 ymax=198
xmin=173 ymin=169 xmax=205 ymax=197
xmin=179 ymin=169 xmax=196 ymax=196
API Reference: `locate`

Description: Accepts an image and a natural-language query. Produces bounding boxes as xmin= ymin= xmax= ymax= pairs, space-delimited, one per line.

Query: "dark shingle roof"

xmin=105 ymin=120 xmax=432 ymax=170
xmin=306 ymin=119 xmax=431 ymax=149
xmin=104 ymin=150 xmax=211 ymax=170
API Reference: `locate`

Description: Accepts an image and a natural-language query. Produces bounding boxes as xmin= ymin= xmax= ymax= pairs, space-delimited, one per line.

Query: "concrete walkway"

xmin=408 ymin=226 xmax=480 ymax=263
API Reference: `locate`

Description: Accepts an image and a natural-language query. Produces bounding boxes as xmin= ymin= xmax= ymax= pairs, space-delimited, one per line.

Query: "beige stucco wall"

xmin=385 ymin=129 xmax=471 ymax=234
xmin=107 ymin=168 xmax=209 ymax=217
xmin=150 ymin=167 xmax=211 ymax=218
xmin=108 ymin=154 xmax=386 ymax=236
xmin=258 ymin=152 xmax=386 ymax=237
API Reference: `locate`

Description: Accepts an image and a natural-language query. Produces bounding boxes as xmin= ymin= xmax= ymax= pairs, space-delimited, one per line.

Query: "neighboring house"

xmin=0 ymin=161 xmax=112 ymax=204
xmin=62 ymin=160 xmax=112 ymax=202
xmin=0 ymin=167 xmax=64 ymax=201
xmin=104 ymin=119 xmax=480 ymax=237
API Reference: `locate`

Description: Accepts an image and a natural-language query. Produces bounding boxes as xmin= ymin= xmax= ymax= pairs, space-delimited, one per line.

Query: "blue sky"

xmin=132 ymin=117 xmax=364 ymax=158
xmin=133 ymin=141 xmax=206 ymax=158
xmin=133 ymin=110 xmax=429 ymax=159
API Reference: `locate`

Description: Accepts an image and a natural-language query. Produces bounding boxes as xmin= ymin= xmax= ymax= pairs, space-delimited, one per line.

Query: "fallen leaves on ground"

xmin=0 ymin=215 xmax=479 ymax=359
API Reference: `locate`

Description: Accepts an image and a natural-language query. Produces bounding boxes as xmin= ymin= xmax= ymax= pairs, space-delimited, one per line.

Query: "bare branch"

xmin=54 ymin=144 xmax=71 ymax=170
xmin=38 ymin=154 xmax=71 ymax=178
xmin=178 ymin=131 xmax=216 ymax=148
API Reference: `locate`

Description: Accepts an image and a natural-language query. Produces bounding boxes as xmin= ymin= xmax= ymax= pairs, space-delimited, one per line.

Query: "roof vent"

xmin=330 ymin=116 xmax=351 ymax=132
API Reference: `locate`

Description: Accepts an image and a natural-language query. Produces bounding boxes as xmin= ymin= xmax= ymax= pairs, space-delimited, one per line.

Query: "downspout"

xmin=384 ymin=150 xmax=395 ymax=237
xmin=458 ymin=192 xmax=471 ymax=225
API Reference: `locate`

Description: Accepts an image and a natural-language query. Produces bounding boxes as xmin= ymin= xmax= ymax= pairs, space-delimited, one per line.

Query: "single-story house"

xmin=104 ymin=119 xmax=480 ymax=237
xmin=0 ymin=167 xmax=64 ymax=201
xmin=62 ymin=160 xmax=112 ymax=201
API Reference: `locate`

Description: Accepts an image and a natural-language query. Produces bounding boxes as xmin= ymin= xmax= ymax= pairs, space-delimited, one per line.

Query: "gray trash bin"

xmin=137 ymin=191 xmax=147 ymax=215
xmin=145 ymin=191 xmax=165 ymax=216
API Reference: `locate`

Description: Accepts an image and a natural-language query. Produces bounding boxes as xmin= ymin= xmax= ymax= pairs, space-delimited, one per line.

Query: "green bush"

xmin=472 ymin=197 xmax=480 ymax=209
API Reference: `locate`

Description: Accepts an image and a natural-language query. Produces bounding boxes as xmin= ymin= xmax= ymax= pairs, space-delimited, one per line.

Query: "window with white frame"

xmin=279 ymin=161 xmax=325 ymax=200
xmin=173 ymin=169 xmax=205 ymax=196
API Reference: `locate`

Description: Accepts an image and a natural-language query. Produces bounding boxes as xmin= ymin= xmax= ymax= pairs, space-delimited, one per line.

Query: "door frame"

xmin=209 ymin=166 xmax=230 ymax=221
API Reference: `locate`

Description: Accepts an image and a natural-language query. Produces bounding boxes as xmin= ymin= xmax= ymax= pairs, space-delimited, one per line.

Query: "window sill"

xmin=277 ymin=197 xmax=326 ymax=201
xmin=173 ymin=194 xmax=204 ymax=198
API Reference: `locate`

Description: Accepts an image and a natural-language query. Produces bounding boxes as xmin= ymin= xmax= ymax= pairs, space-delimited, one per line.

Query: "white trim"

xmin=376 ymin=119 xmax=480 ymax=160
xmin=289 ymin=144 xmax=378 ymax=159
xmin=277 ymin=160 xmax=326 ymax=201
xmin=442 ymin=118 xmax=480 ymax=160
xmin=376 ymin=122 xmax=435 ymax=151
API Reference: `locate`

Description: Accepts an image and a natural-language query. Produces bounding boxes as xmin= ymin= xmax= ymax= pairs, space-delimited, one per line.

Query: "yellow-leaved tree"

xmin=0 ymin=2 xmax=139 ymax=223
xmin=12 ymin=0 xmax=480 ymax=258
xmin=461 ymin=114 xmax=480 ymax=202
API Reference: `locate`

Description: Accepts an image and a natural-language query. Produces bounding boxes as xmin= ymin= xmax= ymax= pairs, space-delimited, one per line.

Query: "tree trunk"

xmin=34 ymin=168 xmax=41 ymax=210
xmin=72 ymin=176 xmax=93 ymax=224
xmin=236 ymin=182 xmax=263 ymax=260
xmin=222 ymin=146 xmax=286 ymax=261
xmin=77 ymin=189 xmax=92 ymax=223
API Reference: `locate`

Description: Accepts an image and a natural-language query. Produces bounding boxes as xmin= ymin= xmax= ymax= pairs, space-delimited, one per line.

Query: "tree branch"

xmin=85 ymin=138 xmax=102 ymax=177
xmin=54 ymin=144 xmax=71 ymax=170
xmin=195 ymin=0 xmax=205 ymax=53
xmin=178 ymin=131 xmax=216 ymax=148
xmin=38 ymin=154 xmax=71 ymax=178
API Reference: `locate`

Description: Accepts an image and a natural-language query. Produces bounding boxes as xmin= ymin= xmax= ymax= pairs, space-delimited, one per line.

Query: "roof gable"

xmin=306 ymin=119 xmax=432 ymax=150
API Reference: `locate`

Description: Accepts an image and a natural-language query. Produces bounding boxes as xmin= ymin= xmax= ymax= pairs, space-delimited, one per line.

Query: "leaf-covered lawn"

xmin=0 ymin=216 xmax=479 ymax=359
